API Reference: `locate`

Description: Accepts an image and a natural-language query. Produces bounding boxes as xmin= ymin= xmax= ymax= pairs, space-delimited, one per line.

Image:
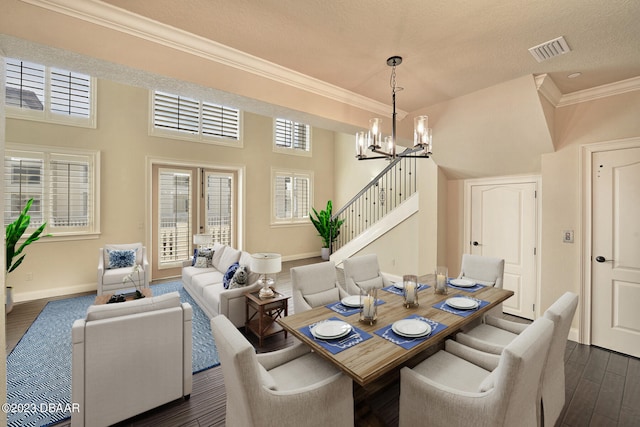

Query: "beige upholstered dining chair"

xmin=290 ymin=261 xmax=348 ymax=313
xmin=210 ymin=315 xmax=354 ymax=427
xmin=455 ymin=292 xmax=579 ymax=427
xmin=457 ymin=253 xmax=505 ymax=288
xmin=342 ymin=253 xmax=392 ymax=295
xmin=398 ymin=316 xmax=554 ymax=427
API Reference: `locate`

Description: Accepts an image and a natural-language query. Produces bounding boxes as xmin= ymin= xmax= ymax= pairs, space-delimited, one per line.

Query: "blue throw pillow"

xmin=107 ymin=249 xmax=136 ymax=269
xmin=223 ymin=262 xmax=240 ymax=289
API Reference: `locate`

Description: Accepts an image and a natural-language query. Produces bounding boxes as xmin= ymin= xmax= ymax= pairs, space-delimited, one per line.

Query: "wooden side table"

xmin=244 ymin=288 xmax=290 ymax=347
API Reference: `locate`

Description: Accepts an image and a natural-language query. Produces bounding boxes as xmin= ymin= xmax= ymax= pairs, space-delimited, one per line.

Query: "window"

xmin=4 ymin=145 xmax=100 ymax=236
xmin=273 ymin=118 xmax=311 ymax=156
xmin=157 ymin=168 xmax=192 ymax=265
xmin=4 ymin=58 xmax=96 ymax=128
xmin=272 ymin=169 xmax=312 ymax=225
xmin=150 ymin=91 xmax=242 ymax=146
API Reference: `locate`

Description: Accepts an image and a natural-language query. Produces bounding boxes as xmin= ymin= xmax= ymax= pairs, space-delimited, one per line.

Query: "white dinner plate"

xmin=392 ymin=319 xmax=431 ymax=338
xmin=446 ymin=297 xmax=479 ymax=310
xmin=393 ymin=282 xmax=404 ymax=289
xmin=341 ymin=295 xmax=362 ymax=308
xmin=449 ymin=278 xmax=476 ymax=288
xmin=311 ymin=320 xmax=352 ymax=339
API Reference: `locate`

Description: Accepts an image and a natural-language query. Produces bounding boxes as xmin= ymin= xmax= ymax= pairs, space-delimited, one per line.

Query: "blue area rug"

xmin=6 ymin=281 xmax=219 ymax=427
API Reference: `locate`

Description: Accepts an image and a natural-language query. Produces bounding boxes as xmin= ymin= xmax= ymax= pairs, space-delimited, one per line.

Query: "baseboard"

xmin=13 ymin=283 xmax=97 ymax=303
xmin=568 ymin=326 xmax=579 ymax=343
xmin=281 ymin=251 xmax=321 ymax=262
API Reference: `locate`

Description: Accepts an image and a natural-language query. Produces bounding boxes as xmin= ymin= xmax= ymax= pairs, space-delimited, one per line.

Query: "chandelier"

xmin=355 ymin=56 xmax=432 ymax=160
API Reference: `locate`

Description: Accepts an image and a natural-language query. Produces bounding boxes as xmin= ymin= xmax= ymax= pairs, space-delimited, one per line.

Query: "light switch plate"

xmin=563 ymin=230 xmax=574 ymax=243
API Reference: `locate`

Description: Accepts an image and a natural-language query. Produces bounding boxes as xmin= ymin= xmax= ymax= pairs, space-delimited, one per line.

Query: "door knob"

xmin=472 ymin=241 xmax=480 ymax=246
xmin=595 ymin=256 xmax=613 ymax=263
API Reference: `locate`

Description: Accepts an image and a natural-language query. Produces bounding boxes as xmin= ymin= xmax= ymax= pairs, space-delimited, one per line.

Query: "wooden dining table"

xmin=278 ymin=283 xmax=514 ymax=389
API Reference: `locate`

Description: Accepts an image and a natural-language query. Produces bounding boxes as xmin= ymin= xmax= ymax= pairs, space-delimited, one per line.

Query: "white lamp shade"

xmin=193 ymin=234 xmax=211 ymax=245
xmin=251 ymin=253 xmax=282 ymax=274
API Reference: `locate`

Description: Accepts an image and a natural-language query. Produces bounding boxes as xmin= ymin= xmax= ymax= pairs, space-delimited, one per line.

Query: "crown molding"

xmin=536 ymin=73 xmax=640 ymax=108
xmin=21 ymin=0 xmax=400 ymax=119
xmin=557 ymin=75 xmax=640 ymax=107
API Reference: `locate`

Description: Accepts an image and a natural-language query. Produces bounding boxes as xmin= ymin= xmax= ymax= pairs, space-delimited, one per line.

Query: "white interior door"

xmin=469 ymin=180 xmax=538 ymax=319
xmin=591 ymin=147 xmax=640 ymax=357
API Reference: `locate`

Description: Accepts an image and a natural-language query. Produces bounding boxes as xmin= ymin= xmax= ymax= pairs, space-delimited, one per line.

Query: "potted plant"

xmin=5 ymin=198 xmax=50 ymax=313
xmin=309 ymin=200 xmax=345 ymax=260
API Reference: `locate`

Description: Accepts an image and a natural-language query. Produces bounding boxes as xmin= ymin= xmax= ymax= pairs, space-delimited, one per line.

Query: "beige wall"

xmin=6 ymin=78 xmax=335 ymax=301
xmin=443 ymin=90 xmax=640 ymax=332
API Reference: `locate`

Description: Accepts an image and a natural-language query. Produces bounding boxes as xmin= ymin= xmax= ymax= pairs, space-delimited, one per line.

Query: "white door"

xmin=591 ymin=147 xmax=640 ymax=357
xmin=469 ymin=181 xmax=538 ymax=319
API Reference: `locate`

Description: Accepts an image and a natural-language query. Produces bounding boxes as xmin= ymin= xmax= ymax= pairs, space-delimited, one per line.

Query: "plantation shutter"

xmin=158 ymin=170 xmax=192 ymax=264
xmin=205 ymin=173 xmax=233 ymax=245
xmin=49 ymin=154 xmax=91 ymax=228
xmin=153 ymin=92 xmax=200 ymax=134
xmin=274 ymin=175 xmax=292 ymax=220
xmin=202 ymin=102 xmax=240 ymax=140
xmin=275 ymin=119 xmax=309 ymax=150
xmin=50 ymin=68 xmax=91 ymax=118
xmin=5 ymin=59 xmax=45 ymax=111
xmin=292 ymin=176 xmax=309 ymax=219
xmin=4 ymin=154 xmax=45 ymax=226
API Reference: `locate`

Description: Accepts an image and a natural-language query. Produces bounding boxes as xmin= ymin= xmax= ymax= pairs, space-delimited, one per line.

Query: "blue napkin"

xmin=433 ymin=296 xmax=489 ymax=317
xmin=382 ymin=283 xmax=431 ymax=296
xmin=375 ymin=314 xmax=448 ymax=350
xmin=299 ymin=317 xmax=373 ymax=355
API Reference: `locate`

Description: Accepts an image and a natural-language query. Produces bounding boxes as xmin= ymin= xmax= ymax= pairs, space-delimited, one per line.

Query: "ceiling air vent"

xmin=528 ymin=36 xmax=571 ymax=62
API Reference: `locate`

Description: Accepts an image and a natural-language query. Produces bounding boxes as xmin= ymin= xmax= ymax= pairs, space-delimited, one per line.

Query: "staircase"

xmin=330 ymin=155 xmax=420 ymax=264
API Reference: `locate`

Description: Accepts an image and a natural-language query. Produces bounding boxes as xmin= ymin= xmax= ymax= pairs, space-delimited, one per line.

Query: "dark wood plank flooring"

xmin=5 ymin=258 xmax=639 ymax=426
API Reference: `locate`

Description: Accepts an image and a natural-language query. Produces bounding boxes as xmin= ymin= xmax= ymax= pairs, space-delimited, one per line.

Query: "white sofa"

xmin=71 ymin=292 xmax=192 ymax=427
xmin=182 ymin=243 xmax=261 ymax=327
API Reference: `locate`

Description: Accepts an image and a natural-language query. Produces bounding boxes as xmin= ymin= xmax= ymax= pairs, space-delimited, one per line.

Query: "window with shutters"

xmin=273 ymin=118 xmax=312 ymax=157
xmin=4 ymin=58 xmax=96 ymax=128
xmin=150 ymin=91 xmax=242 ymax=147
xmin=4 ymin=145 xmax=100 ymax=236
xmin=271 ymin=168 xmax=312 ymax=225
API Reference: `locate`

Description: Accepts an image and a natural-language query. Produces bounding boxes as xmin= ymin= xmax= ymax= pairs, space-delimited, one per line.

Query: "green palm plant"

xmin=309 ymin=200 xmax=344 ymax=250
xmin=5 ymin=198 xmax=50 ymax=275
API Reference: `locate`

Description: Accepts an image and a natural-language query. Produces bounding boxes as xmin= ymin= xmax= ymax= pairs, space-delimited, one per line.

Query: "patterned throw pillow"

xmin=193 ymin=248 xmax=214 ymax=268
xmin=107 ymin=249 xmax=136 ymax=269
xmin=228 ymin=265 xmax=248 ymax=289
xmin=223 ymin=262 xmax=240 ymax=289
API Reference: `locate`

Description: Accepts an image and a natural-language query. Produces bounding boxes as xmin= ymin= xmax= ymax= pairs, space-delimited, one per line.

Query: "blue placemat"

xmin=447 ymin=280 xmax=485 ymax=292
xmin=299 ymin=317 xmax=373 ymax=354
xmin=382 ymin=283 xmax=431 ymax=296
xmin=326 ymin=301 xmax=360 ymax=317
xmin=375 ymin=314 xmax=448 ymax=350
xmin=433 ymin=296 xmax=490 ymax=317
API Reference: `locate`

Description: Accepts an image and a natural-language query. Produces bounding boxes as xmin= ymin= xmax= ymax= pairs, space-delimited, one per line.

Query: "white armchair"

xmin=399 ymin=317 xmax=554 ymax=427
xmin=456 ymin=292 xmax=579 ymax=426
xmin=291 ymin=261 xmax=348 ymax=313
xmin=71 ymin=292 xmax=192 ymax=427
xmin=342 ymin=254 xmax=392 ymax=295
xmin=97 ymin=242 xmax=150 ymax=295
xmin=211 ymin=315 xmax=354 ymax=427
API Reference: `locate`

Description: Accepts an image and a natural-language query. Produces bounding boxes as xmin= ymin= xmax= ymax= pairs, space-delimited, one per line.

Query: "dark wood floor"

xmin=5 ymin=258 xmax=640 ymax=427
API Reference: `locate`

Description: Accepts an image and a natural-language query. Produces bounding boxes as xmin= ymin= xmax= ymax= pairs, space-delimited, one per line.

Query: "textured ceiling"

xmin=100 ymin=0 xmax=640 ymax=114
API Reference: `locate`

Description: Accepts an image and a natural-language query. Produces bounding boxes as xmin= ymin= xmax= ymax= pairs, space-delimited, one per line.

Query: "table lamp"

xmin=251 ymin=253 xmax=282 ymax=298
xmin=193 ymin=234 xmax=212 ymax=249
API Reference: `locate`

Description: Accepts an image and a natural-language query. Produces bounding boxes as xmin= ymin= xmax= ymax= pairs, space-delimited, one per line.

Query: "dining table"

xmin=278 ymin=281 xmax=514 ymax=389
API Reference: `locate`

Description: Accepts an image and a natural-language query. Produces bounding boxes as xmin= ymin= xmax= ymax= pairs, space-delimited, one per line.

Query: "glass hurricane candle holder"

xmin=403 ymin=274 xmax=419 ymax=308
xmin=359 ymin=287 xmax=378 ymax=325
xmin=435 ymin=266 xmax=448 ymax=295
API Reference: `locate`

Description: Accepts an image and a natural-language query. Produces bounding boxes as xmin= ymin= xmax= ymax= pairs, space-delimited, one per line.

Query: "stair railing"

xmin=331 ymin=154 xmax=418 ymax=253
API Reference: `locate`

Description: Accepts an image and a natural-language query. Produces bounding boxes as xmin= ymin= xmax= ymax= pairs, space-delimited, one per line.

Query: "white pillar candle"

xmin=437 ymin=274 xmax=446 ymax=288
xmin=405 ymin=282 xmax=416 ymax=303
xmin=362 ymin=295 xmax=375 ymax=318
